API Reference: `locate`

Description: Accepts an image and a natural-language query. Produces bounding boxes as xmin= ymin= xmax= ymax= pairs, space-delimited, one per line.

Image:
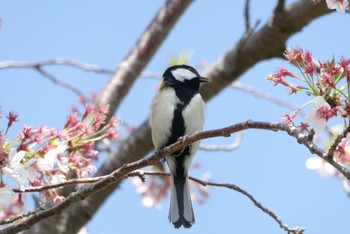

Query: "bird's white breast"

xmin=150 ymin=88 xmax=178 ymax=148
xmin=151 ymin=88 xmax=205 ymax=157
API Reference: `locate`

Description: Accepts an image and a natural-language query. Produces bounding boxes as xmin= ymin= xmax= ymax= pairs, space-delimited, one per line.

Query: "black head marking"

xmin=162 ymin=65 xmax=208 ymax=91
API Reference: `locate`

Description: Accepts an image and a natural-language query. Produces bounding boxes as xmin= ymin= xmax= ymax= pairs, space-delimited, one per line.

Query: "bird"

xmin=150 ymin=64 xmax=208 ymax=228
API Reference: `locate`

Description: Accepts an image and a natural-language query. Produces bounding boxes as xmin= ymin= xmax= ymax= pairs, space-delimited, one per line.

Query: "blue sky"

xmin=1 ymin=1 xmax=350 ymax=234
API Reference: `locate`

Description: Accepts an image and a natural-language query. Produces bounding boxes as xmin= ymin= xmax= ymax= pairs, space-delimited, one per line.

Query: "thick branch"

xmin=199 ymin=0 xmax=330 ymax=102
xmin=96 ymin=0 xmax=192 ymax=120
xmin=2 ymin=120 xmax=348 ymax=234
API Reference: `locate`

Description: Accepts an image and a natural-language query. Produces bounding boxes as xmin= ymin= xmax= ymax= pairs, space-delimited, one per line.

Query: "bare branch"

xmin=12 ymin=176 xmax=108 ymax=194
xmin=189 ymin=177 xmax=305 ymax=234
xmin=199 ymin=133 xmax=242 ymax=151
xmin=128 ymin=170 xmax=305 ymax=234
xmin=34 ymin=66 xmax=85 ymax=98
xmin=0 ymin=59 xmax=113 ymax=74
xmin=244 ymin=0 xmax=251 ymax=31
xmin=231 ymin=82 xmax=304 ymax=114
xmin=2 ymin=120 xmax=349 ymax=234
xmin=0 ymin=59 xmax=165 ymax=79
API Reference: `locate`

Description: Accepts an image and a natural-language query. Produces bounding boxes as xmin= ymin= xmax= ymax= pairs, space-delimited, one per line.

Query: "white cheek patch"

xmin=171 ymin=68 xmax=197 ymax=82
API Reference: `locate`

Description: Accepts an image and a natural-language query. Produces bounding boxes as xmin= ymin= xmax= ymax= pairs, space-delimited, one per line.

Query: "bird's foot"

xmin=155 ymin=149 xmax=166 ymax=162
xmin=173 ymin=135 xmax=191 ymax=157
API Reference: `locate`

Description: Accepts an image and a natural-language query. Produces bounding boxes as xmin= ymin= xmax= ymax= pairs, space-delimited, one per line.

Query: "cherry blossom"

xmin=0 ymin=185 xmax=16 ymax=208
xmin=305 ymin=157 xmax=337 ymax=176
xmin=304 ymin=96 xmax=337 ymax=132
xmin=326 ymin=0 xmax=349 ymax=13
xmin=37 ymin=141 xmax=68 ymax=171
xmin=2 ymin=148 xmax=38 ymax=188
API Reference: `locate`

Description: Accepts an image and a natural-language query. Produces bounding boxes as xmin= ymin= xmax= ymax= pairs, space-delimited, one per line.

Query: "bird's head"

xmin=160 ymin=65 xmax=208 ymax=90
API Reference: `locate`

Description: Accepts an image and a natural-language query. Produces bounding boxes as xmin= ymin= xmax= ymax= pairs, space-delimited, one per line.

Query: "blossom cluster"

xmin=0 ymin=104 xmax=118 ymax=220
xmin=267 ymin=47 xmax=350 ymax=179
xmin=267 ymin=48 xmax=350 ymax=131
xmin=132 ymin=162 xmax=210 ymax=209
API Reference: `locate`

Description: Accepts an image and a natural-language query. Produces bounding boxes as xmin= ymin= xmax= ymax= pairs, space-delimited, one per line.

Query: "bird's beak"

xmin=199 ymin=77 xmax=209 ymax=83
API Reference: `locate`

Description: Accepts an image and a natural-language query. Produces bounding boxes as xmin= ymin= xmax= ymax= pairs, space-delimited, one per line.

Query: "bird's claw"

xmin=173 ymin=135 xmax=191 ymax=157
xmin=155 ymin=149 xmax=166 ymax=162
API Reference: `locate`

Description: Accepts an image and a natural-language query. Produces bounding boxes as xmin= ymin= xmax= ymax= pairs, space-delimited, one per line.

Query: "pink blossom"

xmin=6 ymin=111 xmax=19 ymax=131
xmin=333 ymin=133 xmax=350 ymax=164
xmin=339 ymin=57 xmax=350 ymax=80
xmin=304 ymin=96 xmax=337 ymax=132
xmin=282 ymin=112 xmax=297 ymax=124
xmin=284 ymin=48 xmax=303 ymax=64
xmin=17 ymin=125 xmax=33 ymax=141
xmin=64 ymin=114 xmax=78 ymax=129
xmin=328 ymin=64 xmax=340 ymax=76
xmin=319 ymin=72 xmax=334 ymax=87
xmin=304 ymin=62 xmax=316 ymax=75
xmin=288 ymin=83 xmax=299 ymax=95
xmin=278 ymin=67 xmax=296 ymax=78
xmin=297 ymin=122 xmax=310 ymax=133
xmin=301 ymin=50 xmax=313 ymax=63
xmin=266 ymin=74 xmax=286 ymax=86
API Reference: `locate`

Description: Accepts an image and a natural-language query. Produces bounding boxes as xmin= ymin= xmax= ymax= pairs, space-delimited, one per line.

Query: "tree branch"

xmin=96 ymin=0 xmax=193 ymax=120
xmin=2 ymin=120 xmax=349 ymax=234
xmin=199 ymin=133 xmax=242 ymax=151
xmin=0 ymin=59 xmax=113 ymax=74
xmin=128 ymin=171 xmax=305 ymax=234
xmin=34 ymin=66 xmax=85 ymax=98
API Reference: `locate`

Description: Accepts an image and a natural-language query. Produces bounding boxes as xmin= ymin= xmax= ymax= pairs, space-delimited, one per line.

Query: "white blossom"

xmin=37 ymin=141 xmax=68 ymax=172
xmin=0 ymin=186 xmax=16 ymax=207
xmin=304 ymin=96 xmax=332 ymax=132
xmin=2 ymin=148 xmax=38 ymax=188
xmin=326 ymin=0 xmax=349 ymax=13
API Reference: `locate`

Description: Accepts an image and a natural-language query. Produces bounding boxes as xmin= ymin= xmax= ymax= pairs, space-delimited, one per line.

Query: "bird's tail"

xmin=169 ymin=175 xmax=195 ymax=228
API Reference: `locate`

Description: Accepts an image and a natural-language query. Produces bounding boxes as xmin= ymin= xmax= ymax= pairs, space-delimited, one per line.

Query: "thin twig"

xmin=244 ymin=0 xmax=251 ymax=31
xmin=199 ymin=133 xmax=243 ymax=151
xmin=190 ymin=178 xmax=305 ymax=234
xmin=12 ymin=176 xmax=108 ymax=193
xmin=34 ymin=66 xmax=85 ymax=98
xmin=231 ymin=82 xmax=304 ymax=115
xmin=0 ymin=59 xmax=113 ymax=74
xmin=128 ymin=170 xmax=305 ymax=234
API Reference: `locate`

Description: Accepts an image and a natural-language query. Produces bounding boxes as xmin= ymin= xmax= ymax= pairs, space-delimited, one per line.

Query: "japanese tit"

xmin=150 ymin=64 xmax=208 ymax=228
